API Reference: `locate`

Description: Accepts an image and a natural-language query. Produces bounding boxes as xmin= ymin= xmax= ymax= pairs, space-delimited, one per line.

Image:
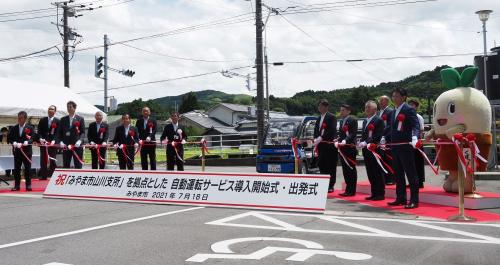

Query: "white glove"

xmin=134 ymin=143 xmax=139 ymax=148
xmin=102 ymin=142 xmax=107 ymax=147
xmin=50 ymin=140 xmax=55 ymax=146
xmin=334 ymin=142 xmax=339 ymax=148
xmin=16 ymin=143 xmax=23 ymax=148
xmin=23 ymin=141 xmax=29 ymax=146
xmin=162 ymin=139 xmax=168 ymax=145
xmin=177 ymin=129 xmax=183 ymax=135
xmin=75 ymin=140 xmax=81 ymax=148
xmin=380 ymin=136 xmax=386 ymax=145
xmin=12 ymin=141 xmax=18 ymax=148
xmin=181 ymin=139 xmax=186 ymax=145
xmin=411 ymin=136 xmax=418 ymax=148
xmin=313 ymin=137 xmax=322 ymax=146
xmin=146 ymin=136 xmax=151 ymax=142
xmin=40 ymin=138 xmax=47 ymax=144
xmin=90 ymin=141 xmax=96 ymax=146
xmin=68 ymin=144 xmax=73 ymax=150
xmin=113 ymin=144 xmax=118 ymax=150
xmin=341 ymin=140 xmax=346 ymax=145
xmin=358 ymin=141 xmax=367 ymax=149
xmin=59 ymin=142 xmax=66 ymax=149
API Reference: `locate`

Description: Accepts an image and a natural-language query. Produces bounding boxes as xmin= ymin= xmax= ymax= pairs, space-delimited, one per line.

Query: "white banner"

xmin=43 ymin=169 xmax=329 ymax=213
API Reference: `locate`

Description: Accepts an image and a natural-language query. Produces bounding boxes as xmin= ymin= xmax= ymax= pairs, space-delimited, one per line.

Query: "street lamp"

xmin=475 ymin=9 xmax=493 ymax=97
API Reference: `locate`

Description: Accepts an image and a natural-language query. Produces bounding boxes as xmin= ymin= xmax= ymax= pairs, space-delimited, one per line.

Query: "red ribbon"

xmin=291 ymin=137 xmax=299 ymax=159
xmin=397 ymin=114 xmax=405 ymax=131
xmin=367 ymin=143 xmax=394 ymax=174
xmin=200 ymin=138 xmax=209 ymax=154
xmin=452 ymin=133 xmax=473 ymax=176
xmin=99 ymin=127 xmax=106 ymax=139
xmin=148 ymin=122 xmax=154 ymax=134
xmin=337 ymin=143 xmax=356 ymax=169
xmin=96 ymin=144 xmax=106 ymax=164
xmin=171 ymin=141 xmax=184 ymax=163
xmin=68 ymin=145 xmax=85 ymax=165
xmin=51 ymin=122 xmax=57 ymax=135
xmin=24 ymin=128 xmax=31 ymax=140
xmin=367 ymin=123 xmax=374 ymax=138
xmin=120 ymin=144 xmax=133 ymax=163
xmin=17 ymin=145 xmax=32 ymax=164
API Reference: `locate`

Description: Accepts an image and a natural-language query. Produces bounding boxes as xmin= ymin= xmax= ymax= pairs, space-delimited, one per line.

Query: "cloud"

xmin=0 ymin=0 xmax=499 ymax=107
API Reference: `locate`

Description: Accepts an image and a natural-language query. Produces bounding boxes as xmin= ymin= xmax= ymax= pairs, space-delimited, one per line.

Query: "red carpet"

xmin=0 ymin=179 xmax=49 ymax=193
xmin=328 ymin=190 xmax=500 ymax=222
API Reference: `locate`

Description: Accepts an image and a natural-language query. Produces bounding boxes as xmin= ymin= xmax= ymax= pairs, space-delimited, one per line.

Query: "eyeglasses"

xmin=48 ymin=108 xmax=55 ymax=110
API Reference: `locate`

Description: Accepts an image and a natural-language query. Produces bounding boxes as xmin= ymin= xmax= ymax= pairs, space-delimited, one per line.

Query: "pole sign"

xmin=44 ymin=169 xmax=329 ymax=213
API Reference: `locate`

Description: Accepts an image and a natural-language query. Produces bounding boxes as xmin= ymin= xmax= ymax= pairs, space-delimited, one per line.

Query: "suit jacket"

xmin=112 ymin=125 xmax=139 ymax=146
xmin=313 ymin=112 xmax=337 ymax=141
xmin=8 ymin=124 xmax=35 ymax=155
xmin=88 ymin=122 xmax=109 ymax=144
xmin=160 ymin=123 xmax=187 ymax=143
xmin=379 ymin=107 xmax=394 ymax=139
xmin=57 ymin=115 xmax=85 ymax=145
xmin=136 ymin=117 xmax=157 ymax=141
xmin=360 ymin=115 xmax=384 ymax=144
xmin=37 ymin=116 xmax=60 ymax=142
xmin=389 ymin=103 xmax=420 ymax=143
xmin=338 ymin=115 xmax=357 ymax=144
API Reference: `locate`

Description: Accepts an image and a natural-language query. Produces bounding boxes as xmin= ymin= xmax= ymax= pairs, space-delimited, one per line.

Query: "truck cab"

xmin=256 ymin=116 xmax=318 ymax=174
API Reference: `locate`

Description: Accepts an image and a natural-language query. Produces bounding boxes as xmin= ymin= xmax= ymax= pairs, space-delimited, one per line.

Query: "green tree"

xmin=179 ymin=92 xmax=200 ymax=114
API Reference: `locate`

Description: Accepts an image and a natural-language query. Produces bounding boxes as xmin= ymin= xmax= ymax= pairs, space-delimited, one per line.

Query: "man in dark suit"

xmin=112 ymin=114 xmax=139 ymax=170
xmin=136 ymin=107 xmax=157 ymax=170
xmin=88 ymin=111 xmax=109 ymax=169
xmin=313 ymin=99 xmax=338 ymax=193
xmin=36 ymin=105 xmax=60 ymax=180
xmin=358 ymin=101 xmax=386 ymax=200
xmin=378 ymin=95 xmax=395 ymax=185
xmin=337 ymin=104 xmax=358 ymax=197
xmin=8 ymin=111 xmax=35 ymax=191
xmin=57 ymin=101 xmax=85 ymax=169
xmin=161 ymin=112 xmax=187 ymax=171
xmin=387 ymin=88 xmax=421 ymax=209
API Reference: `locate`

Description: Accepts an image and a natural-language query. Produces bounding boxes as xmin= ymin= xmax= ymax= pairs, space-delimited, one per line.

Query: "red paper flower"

xmin=367 ymin=124 xmax=375 ymax=131
xmin=342 ymin=125 xmax=349 ymax=132
xmin=453 ymin=133 xmax=464 ymax=141
xmin=381 ymin=114 xmax=387 ymax=121
xmin=74 ymin=121 xmax=80 ymax=128
xmin=415 ymin=139 xmax=423 ymax=149
xmin=465 ymin=134 xmax=476 ymax=142
xmin=367 ymin=143 xmax=377 ymax=152
xmin=397 ymin=114 xmax=405 ymax=122
xmin=24 ymin=128 xmax=31 ymax=135
xmin=51 ymin=123 xmax=57 ymax=129
xmin=321 ymin=122 xmax=327 ymax=129
xmin=99 ymin=127 xmax=106 ymax=133
xmin=128 ymin=130 xmax=135 ymax=137
xmin=147 ymin=122 xmax=154 ymax=128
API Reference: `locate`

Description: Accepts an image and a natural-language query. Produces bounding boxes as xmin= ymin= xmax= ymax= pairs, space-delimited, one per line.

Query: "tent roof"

xmin=0 ymin=77 xmax=105 ymax=121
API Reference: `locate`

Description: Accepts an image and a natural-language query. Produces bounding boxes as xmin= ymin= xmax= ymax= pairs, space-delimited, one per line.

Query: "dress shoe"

xmin=404 ymin=203 xmax=419 ymax=209
xmin=387 ymin=200 xmax=406 ymax=206
xmin=340 ymin=192 xmax=355 ymax=197
xmin=26 ymin=186 xmax=32 ymax=191
xmin=386 ymin=182 xmax=395 ymax=185
xmin=371 ymin=196 xmax=385 ymax=201
xmin=419 ymin=183 xmax=424 ymax=189
xmin=328 ymin=188 xmax=334 ymax=193
xmin=39 ymin=177 xmax=47 ymax=180
xmin=11 ymin=187 xmax=20 ymax=191
xmin=365 ymin=196 xmax=374 ymax=200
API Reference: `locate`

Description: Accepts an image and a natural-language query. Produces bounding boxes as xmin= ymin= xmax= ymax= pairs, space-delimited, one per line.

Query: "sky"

xmin=0 ymin=0 xmax=499 ymax=107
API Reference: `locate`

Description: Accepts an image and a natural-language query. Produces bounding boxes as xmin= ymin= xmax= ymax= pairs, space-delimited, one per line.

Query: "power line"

xmin=76 ymin=65 xmax=253 ymax=94
xmin=0 ymin=14 xmax=56 ymax=23
xmin=0 ymin=7 xmax=55 ymax=17
xmin=0 ymin=45 xmax=60 ymax=62
xmin=273 ymin=52 xmax=482 ymax=64
xmin=116 ymin=42 xmax=252 ymax=63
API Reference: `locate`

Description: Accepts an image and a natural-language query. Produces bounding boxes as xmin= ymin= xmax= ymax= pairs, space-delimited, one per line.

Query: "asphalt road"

xmin=0 ymin=165 xmax=499 ymax=265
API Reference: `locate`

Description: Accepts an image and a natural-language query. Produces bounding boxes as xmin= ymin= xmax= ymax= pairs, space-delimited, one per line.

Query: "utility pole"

xmin=255 ymin=0 xmax=265 ymax=149
xmin=104 ymin=34 xmax=109 ymax=112
xmin=264 ymin=47 xmax=270 ymax=120
xmin=62 ymin=3 xmax=70 ymax=88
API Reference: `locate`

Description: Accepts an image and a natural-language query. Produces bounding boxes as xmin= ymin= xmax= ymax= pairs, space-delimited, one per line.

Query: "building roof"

xmin=207 ymin=103 xmax=251 ymax=114
xmin=181 ymin=111 xmax=230 ymax=129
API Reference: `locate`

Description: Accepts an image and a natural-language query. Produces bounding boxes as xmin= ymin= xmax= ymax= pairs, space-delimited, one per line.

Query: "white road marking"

xmin=0 ymin=206 xmax=203 ymax=250
xmin=43 ymin=263 xmax=72 ymax=265
xmin=207 ymin=211 xmax=500 ymax=245
xmin=186 ymin=237 xmax=372 ymax=263
xmin=0 ymin=193 xmax=43 ymax=198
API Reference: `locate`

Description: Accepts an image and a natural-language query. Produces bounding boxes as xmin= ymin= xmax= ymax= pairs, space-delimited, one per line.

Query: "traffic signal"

xmin=95 ymin=56 xmax=104 ymax=78
xmin=122 ymin=69 xmax=135 ymax=77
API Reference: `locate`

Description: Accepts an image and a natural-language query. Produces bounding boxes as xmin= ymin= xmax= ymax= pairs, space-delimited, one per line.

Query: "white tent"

xmin=0 ymin=77 xmax=106 ymax=122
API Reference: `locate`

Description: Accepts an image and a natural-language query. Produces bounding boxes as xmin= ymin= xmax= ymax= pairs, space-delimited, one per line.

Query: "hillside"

xmin=111 ymin=65 xmax=472 ymax=117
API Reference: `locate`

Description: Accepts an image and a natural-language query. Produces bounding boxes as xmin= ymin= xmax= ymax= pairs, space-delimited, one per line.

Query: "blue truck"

xmin=256 ymin=116 xmax=319 ymax=174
